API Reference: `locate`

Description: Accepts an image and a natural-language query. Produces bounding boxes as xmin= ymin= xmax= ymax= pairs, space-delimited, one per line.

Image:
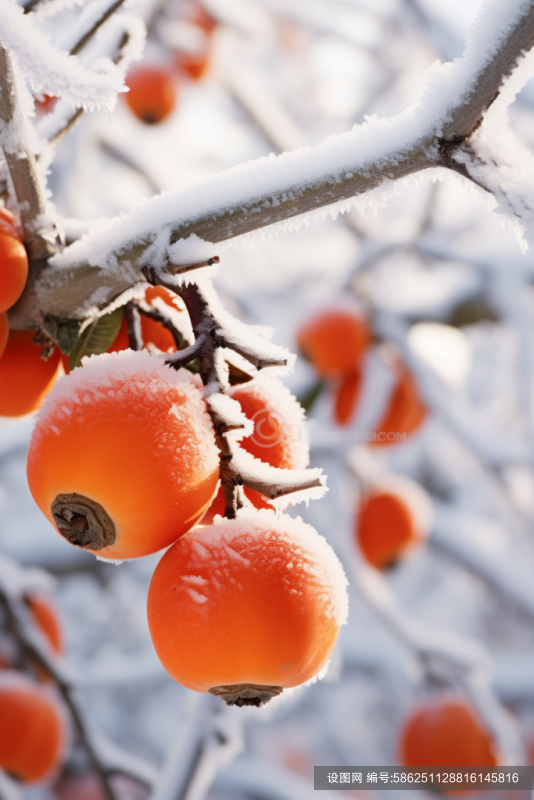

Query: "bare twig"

xmin=0 ymin=560 xmax=156 ymax=799
xmin=69 ymin=0 xmax=128 ymax=56
xmin=151 ymin=695 xmax=243 ymax=800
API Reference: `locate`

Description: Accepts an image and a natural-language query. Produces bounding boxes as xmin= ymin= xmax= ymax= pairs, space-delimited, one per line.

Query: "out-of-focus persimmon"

xmin=400 ymin=695 xmax=498 ymax=769
xmin=356 ymin=477 xmax=431 ymax=569
xmin=334 ymin=368 xmax=362 ymax=426
xmin=26 ymin=593 xmax=64 ymax=656
xmin=0 ymin=671 xmax=65 ymax=784
xmin=0 ymin=231 xmax=29 ymax=314
xmin=297 ymin=308 xmax=370 ymax=378
xmin=148 ymin=510 xmax=348 ymax=706
xmin=0 ymin=331 xmax=61 ymax=417
xmin=125 ymin=67 xmax=176 ymax=124
xmin=373 ymin=366 xmax=426 ymax=446
xmin=27 ymin=350 xmax=220 ymax=560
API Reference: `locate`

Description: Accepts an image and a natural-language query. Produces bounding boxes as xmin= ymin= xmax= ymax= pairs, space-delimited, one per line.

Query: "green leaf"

xmin=68 ymin=307 xmax=124 ymax=371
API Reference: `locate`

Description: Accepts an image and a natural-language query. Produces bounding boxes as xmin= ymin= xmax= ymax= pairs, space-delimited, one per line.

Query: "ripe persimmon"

xmin=400 ymin=695 xmax=498 ymax=768
xmin=0 ymin=331 xmax=61 ymax=417
xmin=27 ymin=350 xmax=220 ymax=560
xmin=0 ymin=231 xmax=29 ymax=314
xmin=297 ymin=307 xmax=370 ymax=378
xmin=175 ymin=49 xmax=210 ymax=81
xmin=373 ymin=366 xmax=426 ymax=446
xmin=334 ymin=368 xmax=362 ymax=426
xmin=201 ymin=379 xmax=309 ymax=523
xmin=0 ymin=671 xmax=65 ymax=783
xmin=125 ymin=67 xmax=176 ymax=124
xmin=356 ymin=477 xmax=431 ymax=569
xmin=26 ymin=593 xmax=64 ymax=656
xmin=0 ymin=312 xmax=8 ymax=359
xmin=147 ymin=509 xmax=348 ymax=706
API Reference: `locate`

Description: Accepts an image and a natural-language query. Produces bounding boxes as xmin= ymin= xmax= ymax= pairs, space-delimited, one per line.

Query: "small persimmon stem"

xmin=124 ymin=302 xmax=143 ymax=350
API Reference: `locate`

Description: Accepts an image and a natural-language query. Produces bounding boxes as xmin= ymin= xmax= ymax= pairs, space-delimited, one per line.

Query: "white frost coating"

xmin=197 ymin=278 xmax=295 ymax=376
xmin=229 ymin=377 xmax=310 ymax=470
xmin=207 ymin=393 xmax=254 ymax=437
xmin=190 ymin=509 xmax=349 ymax=627
xmin=453 ymin=47 xmax=534 ymax=252
xmin=142 ymin=231 xmax=219 ymax=273
xmin=48 ymin=0 xmax=534 ymax=275
xmin=32 ymin=349 xmax=213 ymax=439
xmin=227 ymin=438 xmax=327 ymax=508
xmin=0 ymin=0 xmax=123 ymax=112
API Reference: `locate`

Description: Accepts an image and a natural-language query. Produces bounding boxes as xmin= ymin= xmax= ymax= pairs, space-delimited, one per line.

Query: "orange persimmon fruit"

xmin=201 ymin=378 xmax=309 ymax=523
xmin=0 ymin=312 xmax=8 ymax=359
xmin=0 ymin=671 xmax=65 ymax=783
xmin=125 ymin=67 xmax=176 ymax=124
xmin=356 ymin=477 xmax=431 ymax=569
xmin=297 ymin=307 xmax=370 ymax=378
xmin=147 ymin=509 xmax=348 ymax=706
xmin=0 ymin=231 xmax=29 ymax=314
xmin=0 ymin=331 xmax=61 ymax=417
xmin=334 ymin=367 xmax=362 ymax=426
xmin=27 ymin=350 xmax=220 ymax=560
xmin=400 ymin=695 xmax=499 ymax=769
xmin=373 ymin=365 xmax=426 ymax=446
xmin=26 ymin=593 xmax=64 ymax=656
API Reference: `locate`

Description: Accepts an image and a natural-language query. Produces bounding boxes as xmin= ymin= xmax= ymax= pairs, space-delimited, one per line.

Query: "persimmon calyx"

xmin=51 ymin=493 xmax=115 ymax=551
xmin=208 ymin=683 xmax=283 ymax=707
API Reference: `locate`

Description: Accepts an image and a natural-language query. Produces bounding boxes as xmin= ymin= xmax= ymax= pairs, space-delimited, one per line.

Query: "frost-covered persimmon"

xmin=0 ymin=671 xmax=66 ymax=783
xmin=147 ymin=510 xmax=349 ymax=706
xmin=0 ymin=312 xmax=8 ymax=359
xmin=0 ymin=331 xmax=62 ymax=417
xmin=27 ymin=350 xmax=220 ymax=561
xmin=356 ymin=477 xmax=432 ymax=569
xmin=400 ymin=695 xmax=499 ymax=769
xmin=201 ymin=379 xmax=309 ymax=523
xmin=334 ymin=368 xmax=362 ymax=426
xmin=297 ymin=307 xmax=370 ymax=378
xmin=125 ymin=67 xmax=176 ymax=124
xmin=0 ymin=231 xmax=29 ymax=314
xmin=26 ymin=593 xmax=64 ymax=656
xmin=144 ymin=285 xmax=184 ymax=310
xmin=373 ymin=366 xmax=426 ymax=446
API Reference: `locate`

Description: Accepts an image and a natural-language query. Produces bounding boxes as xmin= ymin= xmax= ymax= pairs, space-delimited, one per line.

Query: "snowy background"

xmin=4 ymin=0 xmax=534 ymax=797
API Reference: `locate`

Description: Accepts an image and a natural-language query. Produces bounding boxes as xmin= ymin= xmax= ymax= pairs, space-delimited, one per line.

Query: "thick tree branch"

xmin=13 ymin=0 xmax=534 ymax=330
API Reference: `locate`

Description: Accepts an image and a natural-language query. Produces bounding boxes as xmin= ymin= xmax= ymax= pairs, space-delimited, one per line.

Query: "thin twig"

xmin=70 ymin=0 xmax=128 ymax=56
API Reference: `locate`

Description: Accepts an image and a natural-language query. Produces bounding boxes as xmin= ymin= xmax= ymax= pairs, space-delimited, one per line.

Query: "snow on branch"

xmin=0 ymin=0 xmax=124 ymax=112
xmin=31 ymin=0 xmax=534 ymax=324
xmin=0 ymin=40 xmax=63 ymax=264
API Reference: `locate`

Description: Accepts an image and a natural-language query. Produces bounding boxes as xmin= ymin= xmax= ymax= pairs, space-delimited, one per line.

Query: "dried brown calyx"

xmin=209 ymin=683 xmax=283 ymax=707
xmin=51 ymin=493 xmax=115 ymax=551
